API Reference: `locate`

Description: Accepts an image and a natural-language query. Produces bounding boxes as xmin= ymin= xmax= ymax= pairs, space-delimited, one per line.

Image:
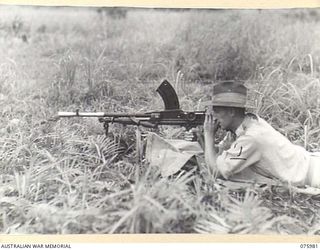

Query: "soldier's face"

xmin=212 ymin=107 xmax=233 ymax=130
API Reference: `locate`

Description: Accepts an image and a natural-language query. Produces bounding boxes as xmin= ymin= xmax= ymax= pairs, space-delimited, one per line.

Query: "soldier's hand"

xmin=204 ymin=106 xmax=220 ymax=135
xmin=184 ymin=127 xmax=202 ymax=141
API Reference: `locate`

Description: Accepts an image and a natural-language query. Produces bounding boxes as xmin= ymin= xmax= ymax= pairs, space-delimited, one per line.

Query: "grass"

xmin=0 ymin=5 xmax=320 ymax=234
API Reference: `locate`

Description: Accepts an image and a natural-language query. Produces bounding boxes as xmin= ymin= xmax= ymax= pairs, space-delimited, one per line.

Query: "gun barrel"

xmin=58 ymin=111 xmax=106 ymax=117
xmin=57 ymin=110 xmax=205 ymax=128
xmin=57 ymin=111 xmax=152 ymax=118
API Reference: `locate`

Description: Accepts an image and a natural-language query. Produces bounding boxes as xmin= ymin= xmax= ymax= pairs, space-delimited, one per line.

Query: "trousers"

xmin=305 ymin=152 xmax=320 ymax=188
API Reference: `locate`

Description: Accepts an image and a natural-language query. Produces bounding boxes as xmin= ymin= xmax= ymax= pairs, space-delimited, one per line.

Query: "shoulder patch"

xmin=229 ymin=157 xmax=247 ymax=160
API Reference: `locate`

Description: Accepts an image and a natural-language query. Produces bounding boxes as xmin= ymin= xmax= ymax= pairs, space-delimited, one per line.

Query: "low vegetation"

xmin=0 ymin=6 xmax=320 ymax=234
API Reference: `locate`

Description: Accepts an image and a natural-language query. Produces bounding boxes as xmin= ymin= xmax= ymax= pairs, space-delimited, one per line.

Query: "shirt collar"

xmin=235 ymin=121 xmax=245 ymax=138
xmin=234 ymin=113 xmax=258 ymax=138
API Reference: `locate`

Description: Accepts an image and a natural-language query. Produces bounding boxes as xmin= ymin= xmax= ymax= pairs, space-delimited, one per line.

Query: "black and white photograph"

xmin=1 ymin=3 xmax=320 ymax=236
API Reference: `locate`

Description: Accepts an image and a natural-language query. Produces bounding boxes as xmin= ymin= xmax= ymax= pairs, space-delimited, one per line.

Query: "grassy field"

xmin=0 ymin=5 xmax=320 ymax=234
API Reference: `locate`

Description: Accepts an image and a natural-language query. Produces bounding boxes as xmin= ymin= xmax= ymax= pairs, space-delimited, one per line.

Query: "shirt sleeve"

xmin=216 ymin=135 xmax=261 ymax=179
xmin=217 ymin=132 xmax=234 ymax=153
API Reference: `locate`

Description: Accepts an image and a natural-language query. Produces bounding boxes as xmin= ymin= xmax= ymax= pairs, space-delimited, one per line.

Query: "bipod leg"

xmin=103 ymin=122 xmax=109 ymax=136
xmin=135 ymin=126 xmax=143 ymax=183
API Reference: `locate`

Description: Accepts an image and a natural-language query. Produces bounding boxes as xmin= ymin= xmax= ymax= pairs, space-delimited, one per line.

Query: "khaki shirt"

xmin=216 ymin=114 xmax=311 ymax=186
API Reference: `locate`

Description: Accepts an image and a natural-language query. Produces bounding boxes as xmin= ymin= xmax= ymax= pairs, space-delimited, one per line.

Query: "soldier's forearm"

xmin=204 ymin=132 xmax=219 ymax=175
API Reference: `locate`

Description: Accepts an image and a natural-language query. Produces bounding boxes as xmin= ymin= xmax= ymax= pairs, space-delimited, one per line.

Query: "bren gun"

xmin=57 ymin=80 xmax=205 ymax=134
